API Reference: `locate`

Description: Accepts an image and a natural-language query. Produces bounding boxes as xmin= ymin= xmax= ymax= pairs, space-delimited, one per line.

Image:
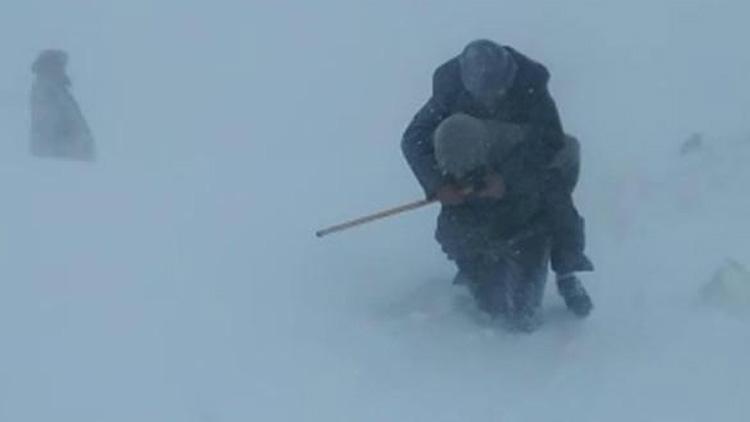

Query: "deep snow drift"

xmin=1 ymin=2 xmax=749 ymax=421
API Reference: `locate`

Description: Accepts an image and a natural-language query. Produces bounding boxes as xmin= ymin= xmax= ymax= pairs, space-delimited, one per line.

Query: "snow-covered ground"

xmin=1 ymin=2 xmax=749 ymax=421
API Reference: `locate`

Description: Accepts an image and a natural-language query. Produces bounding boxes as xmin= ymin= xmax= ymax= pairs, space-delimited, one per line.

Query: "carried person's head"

xmin=434 ymin=113 xmax=492 ymax=182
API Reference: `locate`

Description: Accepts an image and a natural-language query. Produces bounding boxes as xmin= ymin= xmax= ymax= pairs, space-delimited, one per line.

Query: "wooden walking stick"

xmin=315 ymin=197 xmax=436 ymax=238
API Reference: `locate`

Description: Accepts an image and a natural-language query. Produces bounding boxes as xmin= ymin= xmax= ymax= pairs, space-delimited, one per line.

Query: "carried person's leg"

xmin=547 ymin=135 xmax=594 ymax=317
xmin=547 ymin=135 xmax=594 ymax=274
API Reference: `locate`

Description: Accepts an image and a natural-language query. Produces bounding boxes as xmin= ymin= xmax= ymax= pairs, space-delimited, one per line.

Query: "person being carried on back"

xmin=401 ymin=39 xmax=594 ymax=330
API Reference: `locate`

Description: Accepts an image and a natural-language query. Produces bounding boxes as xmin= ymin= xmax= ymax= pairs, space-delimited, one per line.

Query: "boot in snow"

xmin=557 ymin=274 xmax=593 ymax=317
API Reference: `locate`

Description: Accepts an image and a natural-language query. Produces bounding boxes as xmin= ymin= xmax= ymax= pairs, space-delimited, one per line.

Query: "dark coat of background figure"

xmin=30 ymin=50 xmax=95 ymax=161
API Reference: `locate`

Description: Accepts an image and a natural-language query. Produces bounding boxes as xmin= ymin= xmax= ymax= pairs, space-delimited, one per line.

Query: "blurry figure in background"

xmin=700 ymin=259 xmax=750 ymax=318
xmin=679 ymin=132 xmax=704 ymax=156
xmin=30 ymin=49 xmax=95 ymax=161
xmin=402 ymin=40 xmax=593 ymax=331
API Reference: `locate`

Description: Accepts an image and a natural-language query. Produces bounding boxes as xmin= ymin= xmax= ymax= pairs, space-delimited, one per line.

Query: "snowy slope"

xmin=1 ymin=1 xmax=750 ymax=421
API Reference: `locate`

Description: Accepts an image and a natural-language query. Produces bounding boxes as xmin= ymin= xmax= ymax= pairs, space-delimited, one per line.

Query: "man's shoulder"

xmin=505 ymin=47 xmax=551 ymax=91
xmin=432 ymin=57 xmax=463 ymax=102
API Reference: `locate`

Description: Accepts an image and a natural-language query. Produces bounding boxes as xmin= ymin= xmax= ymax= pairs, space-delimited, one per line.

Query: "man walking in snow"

xmin=401 ymin=39 xmax=593 ymax=331
xmin=30 ymin=49 xmax=96 ymax=161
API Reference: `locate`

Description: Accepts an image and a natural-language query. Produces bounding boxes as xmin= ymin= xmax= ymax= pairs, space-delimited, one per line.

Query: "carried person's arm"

xmin=401 ymin=97 xmax=451 ymax=198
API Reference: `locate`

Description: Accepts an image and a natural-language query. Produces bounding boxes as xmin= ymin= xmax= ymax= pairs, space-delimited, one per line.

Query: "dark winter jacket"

xmin=402 ymin=47 xmax=565 ymax=198
xmin=30 ymin=73 xmax=95 ymax=161
xmin=401 ymin=47 xmax=575 ymax=261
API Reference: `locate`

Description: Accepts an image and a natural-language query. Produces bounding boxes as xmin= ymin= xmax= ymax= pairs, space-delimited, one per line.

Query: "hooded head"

xmin=32 ymin=49 xmax=70 ymax=84
xmin=433 ymin=113 xmax=492 ymax=180
xmin=459 ymin=39 xmax=517 ymax=107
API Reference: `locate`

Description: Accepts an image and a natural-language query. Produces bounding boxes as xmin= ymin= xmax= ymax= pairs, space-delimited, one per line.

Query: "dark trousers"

xmin=455 ymin=233 xmax=550 ymax=322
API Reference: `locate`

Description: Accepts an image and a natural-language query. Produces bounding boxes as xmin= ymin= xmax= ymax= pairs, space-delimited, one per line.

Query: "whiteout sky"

xmin=1 ymin=1 xmax=750 ymax=421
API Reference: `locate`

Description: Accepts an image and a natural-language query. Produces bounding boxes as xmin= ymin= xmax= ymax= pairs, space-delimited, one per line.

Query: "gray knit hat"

xmin=433 ymin=113 xmax=492 ymax=179
xmin=434 ymin=113 xmax=528 ymax=179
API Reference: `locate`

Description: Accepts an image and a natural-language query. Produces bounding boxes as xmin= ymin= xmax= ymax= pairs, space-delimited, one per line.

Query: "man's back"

xmin=402 ymin=45 xmax=565 ymax=199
